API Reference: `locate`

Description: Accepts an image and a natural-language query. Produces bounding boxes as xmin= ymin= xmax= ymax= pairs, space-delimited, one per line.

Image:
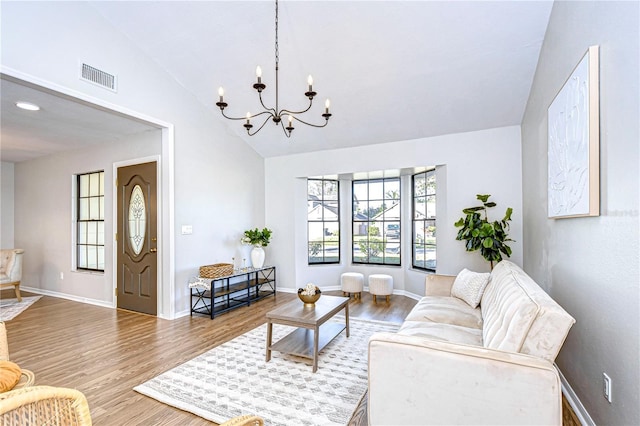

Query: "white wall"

xmin=1 ymin=2 xmax=265 ymax=315
xmin=0 ymin=162 xmax=15 ymax=248
xmin=521 ymin=2 xmax=639 ymax=425
xmin=265 ymin=126 xmax=523 ymax=295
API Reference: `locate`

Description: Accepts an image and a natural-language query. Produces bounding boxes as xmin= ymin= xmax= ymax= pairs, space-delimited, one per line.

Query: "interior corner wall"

xmin=265 ymin=125 xmax=523 ymax=295
xmin=1 ymin=162 xmax=15 ymax=248
xmin=520 ymin=2 xmax=639 ymax=424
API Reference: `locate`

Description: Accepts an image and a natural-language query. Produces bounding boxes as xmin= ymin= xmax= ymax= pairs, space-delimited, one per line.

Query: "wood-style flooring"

xmin=2 ymin=289 xmax=579 ymax=425
xmin=2 ymin=289 xmax=413 ymax=425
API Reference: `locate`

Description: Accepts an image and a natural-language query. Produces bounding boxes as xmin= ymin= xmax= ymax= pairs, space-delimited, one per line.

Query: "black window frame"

xmin=307 ymin=178 xmax=340 ymax=265
xmin=76 ymin=170 xmax=105 ymax=272
xmin=352 ymin=177 xmax=401 ymax=266
xmin=412 ymin=169 xmax=436 ymax=271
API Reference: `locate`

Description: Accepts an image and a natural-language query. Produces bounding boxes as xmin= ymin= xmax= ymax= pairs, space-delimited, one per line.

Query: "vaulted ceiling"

xmin=1 ymin=1 xmax=553 ymax=161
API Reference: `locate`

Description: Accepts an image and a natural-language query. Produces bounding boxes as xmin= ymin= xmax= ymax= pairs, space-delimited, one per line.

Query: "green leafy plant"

xmin=454 ymin=194 xmax=513 ymax=269
xmin=241 ymin=227 xmax=273 ymax=247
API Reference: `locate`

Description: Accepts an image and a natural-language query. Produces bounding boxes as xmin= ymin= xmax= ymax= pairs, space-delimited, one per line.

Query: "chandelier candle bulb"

xmin=218 ymin=87 xmax=224 ymax=102
xmin=325 ymin=99 xmax=330 ymax=113
xmin=256 ymin=66 xmax=262 ymax=83
xmin=244 ymin=111 xmax=253 ymax=130
xmin=307 ymin=75 xmax=313 ymax=92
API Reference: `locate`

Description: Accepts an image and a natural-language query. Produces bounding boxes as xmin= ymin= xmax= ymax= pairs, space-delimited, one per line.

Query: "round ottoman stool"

xmin=369 ymin=274 xmax=393 ymax=304
xmin=341 ymin=272 xmax=364 ymax=299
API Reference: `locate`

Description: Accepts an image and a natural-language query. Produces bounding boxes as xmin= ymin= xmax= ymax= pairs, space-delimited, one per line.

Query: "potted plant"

xmin=241 ymin=227 xmax=272 ymax=268
xmin=454 ymin=194 xmax=513 ymax=269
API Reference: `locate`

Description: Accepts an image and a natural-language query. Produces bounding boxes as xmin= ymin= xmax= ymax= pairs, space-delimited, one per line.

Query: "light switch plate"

xmin=181 ymin=225 xmax=193 ymax=235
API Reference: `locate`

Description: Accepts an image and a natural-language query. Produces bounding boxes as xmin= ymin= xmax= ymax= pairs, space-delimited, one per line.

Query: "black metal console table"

xmin=190 ymin=266 xmax=276 ymax=319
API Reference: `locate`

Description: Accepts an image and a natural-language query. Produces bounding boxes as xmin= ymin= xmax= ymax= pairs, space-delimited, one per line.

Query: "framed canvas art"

xmin=547 ymin=45 xmax=600 ymax=219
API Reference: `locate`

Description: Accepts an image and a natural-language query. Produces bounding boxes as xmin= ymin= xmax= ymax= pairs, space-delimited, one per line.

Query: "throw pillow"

xmin=0 ymin=360 xmax=22 ymax=392
xmin=451 ymin=268 xmax=491 ymax=308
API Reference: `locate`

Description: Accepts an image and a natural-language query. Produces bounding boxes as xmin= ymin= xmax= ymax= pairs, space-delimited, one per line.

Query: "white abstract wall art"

xmin=548 ymin=45 xmax=600 ymax=219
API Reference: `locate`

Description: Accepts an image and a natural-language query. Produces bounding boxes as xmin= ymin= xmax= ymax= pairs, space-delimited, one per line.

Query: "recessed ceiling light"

xmin=16 ymin=101 xmax=40 ymax=111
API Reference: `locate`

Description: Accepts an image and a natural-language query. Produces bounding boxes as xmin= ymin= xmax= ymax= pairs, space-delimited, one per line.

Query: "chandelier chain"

xmin=275 ymin=0 xmax=279 ymax=68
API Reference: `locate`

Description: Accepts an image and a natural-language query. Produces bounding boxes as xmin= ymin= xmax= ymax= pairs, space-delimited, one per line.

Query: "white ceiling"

xmin=1 ymin=1 xmax=553 ymax=162
xmin=0 ymin=77 xmax=160 ymax=163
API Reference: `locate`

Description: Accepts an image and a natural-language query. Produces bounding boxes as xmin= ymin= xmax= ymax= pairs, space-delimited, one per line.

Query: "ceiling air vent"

xmin=79 ymin=62 xmax=117 ymax=92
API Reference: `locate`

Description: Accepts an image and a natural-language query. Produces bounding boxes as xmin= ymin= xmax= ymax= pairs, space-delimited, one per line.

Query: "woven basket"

xmin=199 ymin=263 xmax=234 ymax=279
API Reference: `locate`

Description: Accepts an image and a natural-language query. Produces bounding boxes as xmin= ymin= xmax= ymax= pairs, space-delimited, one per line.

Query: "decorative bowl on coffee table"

xmin=298 ymin=284 xmax=321 ymax=307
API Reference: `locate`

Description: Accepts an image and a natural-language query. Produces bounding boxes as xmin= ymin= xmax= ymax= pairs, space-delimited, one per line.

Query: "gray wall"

xmin=14 ymin=132 xmax=161 ymax=304
xmin=1 ymin=162 xmax=15 ymax=248
xmin=521 ymin=2 xmax=639 ymax=424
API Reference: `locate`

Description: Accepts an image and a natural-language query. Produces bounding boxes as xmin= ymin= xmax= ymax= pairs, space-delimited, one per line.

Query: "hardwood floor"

xmin=3 ymin=289 xmax=578 ymax=425
xmin=1 ymin=289 xmax=414 ymax=425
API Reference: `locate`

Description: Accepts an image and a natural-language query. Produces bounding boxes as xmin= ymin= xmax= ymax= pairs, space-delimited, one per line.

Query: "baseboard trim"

xmin=557 ymin=364 xmax=595 ymax=426
xmin=20 ymin=286 xmax=113 ymax=309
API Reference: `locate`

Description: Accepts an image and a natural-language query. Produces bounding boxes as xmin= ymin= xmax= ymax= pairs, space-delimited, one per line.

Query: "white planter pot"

xmin=251 ymin=246 xmax=266 ymax=268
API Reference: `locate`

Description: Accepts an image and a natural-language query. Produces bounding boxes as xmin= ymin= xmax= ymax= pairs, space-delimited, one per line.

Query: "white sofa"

xmin=368 ymin=260 xmax=575 ymax=425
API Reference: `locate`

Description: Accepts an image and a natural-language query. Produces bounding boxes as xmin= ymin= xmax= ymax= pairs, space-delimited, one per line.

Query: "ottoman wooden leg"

xmin=386 ymin=295 xmax=390 ymax=303
xmin=373 ymin=295 xmax=377 ymax=304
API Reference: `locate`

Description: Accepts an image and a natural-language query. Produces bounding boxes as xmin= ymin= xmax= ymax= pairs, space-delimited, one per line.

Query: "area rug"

xmin=134 ymin=316 xmax=399 ymax=425
xmin=0 ymin=296 xmax=42 ymax=321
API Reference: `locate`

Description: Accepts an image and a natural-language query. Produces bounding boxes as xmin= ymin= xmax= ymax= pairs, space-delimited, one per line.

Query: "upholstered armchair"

xmin=0 ymin=249 xmax=24 ymax=302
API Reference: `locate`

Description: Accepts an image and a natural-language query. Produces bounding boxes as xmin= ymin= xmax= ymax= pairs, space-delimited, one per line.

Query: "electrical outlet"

xmin=603 ymin=373 xmax=612 ymax=403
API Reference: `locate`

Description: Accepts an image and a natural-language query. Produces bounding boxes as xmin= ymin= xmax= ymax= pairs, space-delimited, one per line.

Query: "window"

xmin=77 ymin=171 xmax=105 ymax=271
xmin=412 ymin=170 xmax=436 ymax=271
xmin=352 ymin=178 xmax=400 ymax=265
xmin=307 ymin=179 xmax=340 ymax=264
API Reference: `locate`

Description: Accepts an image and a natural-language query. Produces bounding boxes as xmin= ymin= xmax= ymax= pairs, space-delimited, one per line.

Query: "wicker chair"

xmin=220 ymin=415 xmax=264 ymax=426
xmin=0 ymin=322 xmax=35 ymax=389
xmin=0 ymin=385 xmax=92 ymax=425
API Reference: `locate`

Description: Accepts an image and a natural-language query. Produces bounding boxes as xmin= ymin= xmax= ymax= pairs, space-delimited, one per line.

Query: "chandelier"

xmin=216 ymin=0 xmax=331 ymax=137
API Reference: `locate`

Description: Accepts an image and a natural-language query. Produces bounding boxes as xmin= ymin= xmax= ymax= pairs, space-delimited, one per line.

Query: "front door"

xmin=117 ymin=161 xmax=157 ymax=315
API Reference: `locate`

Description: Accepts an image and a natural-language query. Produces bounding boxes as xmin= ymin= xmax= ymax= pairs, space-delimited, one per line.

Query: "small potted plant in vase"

xmin=241 ymin=227 xmax=272 ymax=268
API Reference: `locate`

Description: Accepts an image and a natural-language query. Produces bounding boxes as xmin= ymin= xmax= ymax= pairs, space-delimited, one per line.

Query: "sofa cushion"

xmin=451 ymin=268 xmax=491 ymax=308
xmin=481 ymin=263 xmax=540 ymax=353
xmin=405 ymin=296 xmax=483 ymax=329
xmin=398 ymin=321 xmax=483 ymax=346
xmin=484 ymin=260 xmax=576 ymax=362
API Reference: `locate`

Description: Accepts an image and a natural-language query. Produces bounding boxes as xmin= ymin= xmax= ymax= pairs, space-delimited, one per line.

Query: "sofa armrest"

xmin=368 ymin=332 xmax=562 ymax=425
xmin=424 ymin=274 xmax=456 ymax=296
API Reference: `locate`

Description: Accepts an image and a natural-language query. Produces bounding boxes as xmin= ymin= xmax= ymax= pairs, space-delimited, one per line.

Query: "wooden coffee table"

xmin=265 ymin=295 xmax=349 ymax=373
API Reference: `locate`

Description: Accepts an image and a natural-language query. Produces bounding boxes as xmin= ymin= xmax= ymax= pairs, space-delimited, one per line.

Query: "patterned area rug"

xmin=0 ymin=296 xmax=41 ymax=321
xmin=134 ymin=316 xmax=399 ymax=425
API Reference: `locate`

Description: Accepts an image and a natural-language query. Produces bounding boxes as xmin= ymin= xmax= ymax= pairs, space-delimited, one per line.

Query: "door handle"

xmin=150 ymin=248 xmax=157 ymax=253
